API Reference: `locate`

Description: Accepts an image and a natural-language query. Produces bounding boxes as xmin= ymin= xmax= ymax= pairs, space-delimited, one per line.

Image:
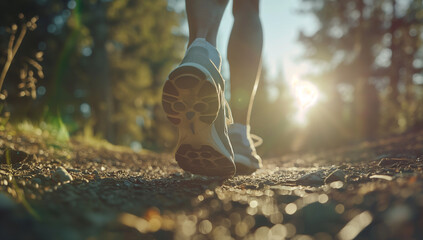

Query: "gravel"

xmin=0 ymin=129 xmax=423 ymax=239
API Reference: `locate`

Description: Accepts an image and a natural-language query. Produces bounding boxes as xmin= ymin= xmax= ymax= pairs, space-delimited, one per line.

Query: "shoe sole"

xmin=234 ymin=162 xmax=258 ymax=175
xmin=162 ymin=64 xmax=235 ymax=177
xmin=233 ymin=154 xmax=261 ymax=175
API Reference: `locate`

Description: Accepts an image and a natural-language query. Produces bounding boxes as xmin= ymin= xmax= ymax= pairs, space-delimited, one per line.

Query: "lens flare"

xmin=293 ymin=81 xmax=318 ymax=109
xmin=289 ymin=76 xmax=319 ymax=125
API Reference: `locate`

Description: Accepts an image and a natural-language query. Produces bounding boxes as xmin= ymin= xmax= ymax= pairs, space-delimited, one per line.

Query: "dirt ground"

xmin=1 ymin=127 xmax=423 ymax=240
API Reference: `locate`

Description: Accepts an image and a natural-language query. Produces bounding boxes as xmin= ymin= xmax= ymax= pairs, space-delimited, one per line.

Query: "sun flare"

xmin=292 ymin=80 xmax=319 ymax=109
xmin=289 ymin=76 xmax=319 ymax=124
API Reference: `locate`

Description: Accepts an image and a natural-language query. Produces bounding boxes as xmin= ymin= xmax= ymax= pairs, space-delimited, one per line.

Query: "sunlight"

xmin=289 ymin=76 xmax=319 ymax=125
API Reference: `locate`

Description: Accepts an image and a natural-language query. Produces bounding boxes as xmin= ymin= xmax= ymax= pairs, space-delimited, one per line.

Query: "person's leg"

xmin=186 ymin=0 xmax=229 ymax=47
xmin=228 ymin=0 xmax=263 ymax=126
xmin=163 ymin=0 xmax=236 ymax=176
xmin=227 ymin=0 xmax=263 ymax=175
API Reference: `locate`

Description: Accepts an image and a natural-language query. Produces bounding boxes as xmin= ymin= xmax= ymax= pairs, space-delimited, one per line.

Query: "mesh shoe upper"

xmin=228 ymin=123 xmax=262 ymax=175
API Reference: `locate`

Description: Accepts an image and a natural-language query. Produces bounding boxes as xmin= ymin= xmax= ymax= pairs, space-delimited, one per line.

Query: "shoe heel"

xmin=162 ymin=65 xmax=220 ymax=126
xmin=175 ymin=144 xmax=235 ymax=176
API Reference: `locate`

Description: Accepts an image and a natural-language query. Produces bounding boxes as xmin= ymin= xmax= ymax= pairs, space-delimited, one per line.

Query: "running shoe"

xmin=162 ymin=39 xmax=235 ymax=176
xmin=228 ymin=123 xmax=262 ymax=175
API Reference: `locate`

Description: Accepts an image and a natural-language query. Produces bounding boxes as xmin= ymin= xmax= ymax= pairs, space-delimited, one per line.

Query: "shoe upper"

xmin=228 ymin=123 xmax=262 ymax=174
xmin=182 ymin=40 xmax=224 ymax=88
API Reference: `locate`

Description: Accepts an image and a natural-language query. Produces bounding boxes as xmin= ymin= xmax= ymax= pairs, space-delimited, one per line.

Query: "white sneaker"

xmin=228 ymin=123 xmax=262 ymax=175
xmin=162 ymin=39 xmax=235 ymax=176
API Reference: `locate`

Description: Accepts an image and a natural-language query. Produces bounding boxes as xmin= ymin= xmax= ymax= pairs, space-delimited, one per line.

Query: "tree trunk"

xmin=92 ymin=4 xmax=115 ymax=143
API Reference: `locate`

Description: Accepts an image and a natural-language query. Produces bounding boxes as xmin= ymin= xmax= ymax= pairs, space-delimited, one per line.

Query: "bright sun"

xmin=289 ymin=76 xmax=319 ymax=125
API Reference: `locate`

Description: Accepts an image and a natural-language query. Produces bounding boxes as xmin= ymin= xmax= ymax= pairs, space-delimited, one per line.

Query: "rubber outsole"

xmin=176 ymin=144 xmax=235 ymax=176
xmin=234 ymin=162 xmax=258 ymax=175
xmin=162 ymin=65 xmax=235 ymax=177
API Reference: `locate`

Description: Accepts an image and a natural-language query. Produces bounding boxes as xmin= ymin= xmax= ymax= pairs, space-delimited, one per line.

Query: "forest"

xmin=1 ymin=1 xmax=423 ymax=239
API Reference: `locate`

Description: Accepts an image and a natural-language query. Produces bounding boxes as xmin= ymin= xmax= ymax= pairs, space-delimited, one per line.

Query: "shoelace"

xmin=224 ymin=99 xmax=234 ymax=125
xmin=250 ymin=134 xmax=263 ymax=148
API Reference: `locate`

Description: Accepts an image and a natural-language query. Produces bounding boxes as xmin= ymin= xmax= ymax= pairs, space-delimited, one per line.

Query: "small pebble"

xmin=53 ymin=166 xmax=73 ymax=183
xmin=325 ymin=169 xmax=346 ymax=184
xmin=1 ymin=179 xmax=8 ymax=186
xmin=296 ymin=170 xmax=325 ymax=186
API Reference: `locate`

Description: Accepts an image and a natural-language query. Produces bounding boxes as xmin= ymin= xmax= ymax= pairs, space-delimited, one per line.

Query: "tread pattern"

xmin=162 ymin=66 xmax=220 ymax=125
xmin=162 ymin=65 xmax=235 ymax=177
xmin=175 ymin=144 xmax=235 ymax=176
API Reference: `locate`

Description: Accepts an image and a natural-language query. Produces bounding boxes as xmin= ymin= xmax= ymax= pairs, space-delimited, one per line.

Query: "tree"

xmin=104 ymin=0 xmax=185 ymax=147
xmin=299 ymin=0 xmax=423 ymax=145
xmin=0 ymin=0 xmax=186 ymax=150
xmin=250 ymin=66 xmax=294 ymax=156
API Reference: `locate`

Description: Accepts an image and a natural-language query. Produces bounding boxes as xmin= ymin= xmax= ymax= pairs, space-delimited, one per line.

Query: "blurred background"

xmin=0 ymin=0 xmax=422 ymax=157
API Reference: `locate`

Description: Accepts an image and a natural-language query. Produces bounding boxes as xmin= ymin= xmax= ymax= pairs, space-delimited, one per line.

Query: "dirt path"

xmin=1 ymin=128 xmax=423 ymax=240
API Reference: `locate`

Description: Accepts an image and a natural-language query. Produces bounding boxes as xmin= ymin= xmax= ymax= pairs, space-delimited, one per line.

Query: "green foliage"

xmin=104 ymin=0 xmax=185 ymax=147
xmin=0 ymin=0 xmax=185 ymax=151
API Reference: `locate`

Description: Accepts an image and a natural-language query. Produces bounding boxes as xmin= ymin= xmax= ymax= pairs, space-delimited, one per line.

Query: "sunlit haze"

xmin=174 ymin=1 xmax=320 ymax=122
xmin=218 ymin=0 xmax=317 ymax=81
xmin=217 ymin=0 xmax=319 ymax=123
xmin=289 ymin=76 xmax=319 ymax=125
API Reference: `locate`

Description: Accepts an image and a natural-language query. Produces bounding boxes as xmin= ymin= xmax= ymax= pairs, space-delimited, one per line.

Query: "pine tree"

xmin=299 ymin=0 xmax=423 ymax=143
xmin=0 ymin=0 xmax=186 ymax=149
xmin=104 ymin=0 xmax=185 ymax=147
